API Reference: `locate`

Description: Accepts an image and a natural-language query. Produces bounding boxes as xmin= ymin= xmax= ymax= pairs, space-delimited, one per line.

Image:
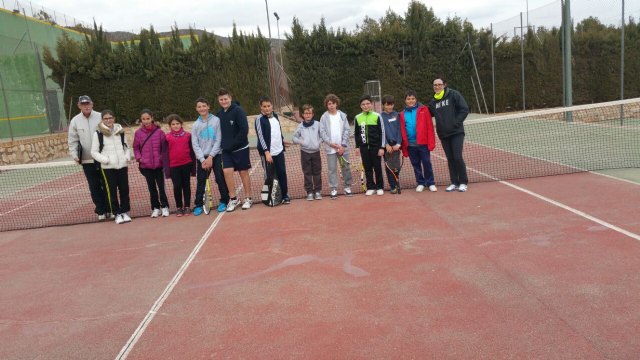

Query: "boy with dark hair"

xmin=255 ymin=96 xmax=291 ymax=204
xmin=354 ymin=95 xmax=386 ymax=196
xmin=216 ymin=88 xmax=253 ymax=211
xmin=399 ymin=89 xmax=437 ymax=193
xmin=292 ymin=104 xmax=323 ymax=200
xmin=191 ymin=97 xmax=229 ymax=215
xmin=381 ymin=95 xmax=402 ymax=194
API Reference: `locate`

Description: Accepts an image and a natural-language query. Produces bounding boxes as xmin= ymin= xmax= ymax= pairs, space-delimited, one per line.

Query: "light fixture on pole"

xmin=273 ymin=12 xmax=283 ymax=65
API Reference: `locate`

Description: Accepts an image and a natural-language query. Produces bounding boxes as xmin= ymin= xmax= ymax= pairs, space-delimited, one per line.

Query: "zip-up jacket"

xmin=68 ymin=110 xmax=102 ymax=164
xmin=164 ymin=129 xmax=195 ymax=178
xmin=133 ymin=123 xmax=166 ymax=169
xmin=255 ymin=112 xmax=285 ymax=155
xmin=399 ymin=104 xmax=436 ymax=157
xmin=319 ymin=110 xmax=351 ymax=154
xmin=427 ymin=88 xmax=469 ymax=139
xmin=381 ymin=111 xmax=402 ymax=147
xmin=354 ymin=111 xmax=386 ymax=149
xmin=91 ymin=123 xmax=130 ymax=169
xmin=216 ymin=102 xmax=249 ymax=152
xmin=292 ymin=120 xmax=322 ymax=153
xmin=191 ymin=113 xmax=222 ymax=162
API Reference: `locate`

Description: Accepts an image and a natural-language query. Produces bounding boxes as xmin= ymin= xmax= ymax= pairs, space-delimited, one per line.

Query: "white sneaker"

xmin=150 ymin=208 xmax=160 ymax=218
xmin=242 ymin=198 xmax=253 ymax=210
xmin=161 ymin=207 xmax=170 ymax=217
xmin=315 ymin=192 xmax=322 ymax=200
xmin=445 ymin=184 xmax=457 ymax=192
xmin=107 ymin=212 xmax=115 ymax=219
xmin=458 ymin=184 xmax=468 ymax=192
xmin=227 ymin=198 xmax=240 ymax=212
xmin=416 ymin=185 xmax=425 ymax=192
xmin=122 ymin=213 xmax=132 ymax=222
xmin=330 ymin=189 xmax=338 ymax=200
xmin=365 ymin=189 xmax=375 ymax=196
xmin=98 ymin=214 xmax=106 ymax=221
xmin=306 ymin=193 xmax=314 ymax=201
xmin=344 ymin=187 xmax=353 ymax=197
xmin=428 ymin=185 xmax=437 ymax=192
xmin=376 ymin=189 xmax=384 ymax=196
xmin=115 ymin=214 xmax=124 ymax=224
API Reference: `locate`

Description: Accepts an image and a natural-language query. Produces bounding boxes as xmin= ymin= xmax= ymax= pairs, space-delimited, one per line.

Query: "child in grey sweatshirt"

xmin=292 ymin=104 xmax=323 ymax=200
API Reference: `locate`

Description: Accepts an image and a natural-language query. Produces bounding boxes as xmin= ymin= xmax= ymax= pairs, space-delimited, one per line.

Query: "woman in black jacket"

xmin=428 ymin=75 xmax=470 ymax=192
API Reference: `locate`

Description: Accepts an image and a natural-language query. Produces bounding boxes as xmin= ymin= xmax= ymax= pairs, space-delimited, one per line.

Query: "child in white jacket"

xmin=91 ymin=110 xmax=132 ymax=224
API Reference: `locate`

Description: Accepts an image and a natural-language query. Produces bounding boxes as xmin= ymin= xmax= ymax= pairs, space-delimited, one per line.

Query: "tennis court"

xmin=1 ymin=99 xmax=639 ymax=358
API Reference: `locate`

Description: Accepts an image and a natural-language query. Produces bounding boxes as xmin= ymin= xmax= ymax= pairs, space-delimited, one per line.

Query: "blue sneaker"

xmin=217 ymin=203 xmax=227 ymax=212
xmin=193 ymin=206 xmax=203 ymax=216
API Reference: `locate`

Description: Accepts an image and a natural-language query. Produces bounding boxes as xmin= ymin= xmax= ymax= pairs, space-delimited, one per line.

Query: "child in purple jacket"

xmin=133 ymin=109 xmax=170 ymax=217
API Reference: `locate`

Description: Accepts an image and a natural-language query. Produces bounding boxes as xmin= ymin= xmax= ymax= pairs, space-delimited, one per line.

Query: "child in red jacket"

xmin=399 ymin=90 xmax=437 ymax=193
xmin=164 ymin=114 xmax=195 ymax=217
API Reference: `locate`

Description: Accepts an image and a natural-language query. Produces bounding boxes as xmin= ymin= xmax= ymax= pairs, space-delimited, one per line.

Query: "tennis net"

xmin=1 ymin=98 xmax=639 ymax=231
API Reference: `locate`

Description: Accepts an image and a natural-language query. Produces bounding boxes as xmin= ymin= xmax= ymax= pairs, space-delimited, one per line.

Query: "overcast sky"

xmin=23 ymin=0 xmax=640 ymax=37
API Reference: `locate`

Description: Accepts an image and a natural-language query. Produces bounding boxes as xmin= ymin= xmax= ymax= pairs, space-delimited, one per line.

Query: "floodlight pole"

xmin=620 ymin=0 xmax=625 ymax=124
xmin=264 ymin=0 xmax=272 ymax=39
xmin=562 ymin=0 xmax=573 ymax=121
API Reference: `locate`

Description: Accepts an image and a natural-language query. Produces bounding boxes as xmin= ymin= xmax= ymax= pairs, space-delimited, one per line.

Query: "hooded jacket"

xmin=427 ymin=88 xmax=469 ymax=139
xmin=91 ymin=123 xmax=130 ymax=169
xmin=292 ymin=119 xmax=322 ymax=153
xmin=216 ymin=102 xmax=249 ymax=152
xmin=399 ymin=104 xmax=436 ymax=157
xmin=319 ymin=110 xmax=351 ymax=154
xmin=133 ymin=123 xmax=166 ymax=169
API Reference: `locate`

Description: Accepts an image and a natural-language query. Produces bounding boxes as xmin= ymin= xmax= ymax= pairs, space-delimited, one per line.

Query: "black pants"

xmin=140 ymin=167 xmax=169 ymax=210
xmin=82 ymin=163 xmax=107 ymax=215
xmin=440 ymin=133 xmax=468 ymax=186
xmin=102 ymin=167 xmax=130 ymax=215
xmin=170 ymin=163 xmax=192 ymax=209
xmin=195 ymin=155 xmax=229 ymax=207
xmin=360 ymin=147 xmax=384 ymax=190
xmin=260 ymin=152 xmax=289 ymax=198
xmin=300 ymin=151 xmax=322 ymax=193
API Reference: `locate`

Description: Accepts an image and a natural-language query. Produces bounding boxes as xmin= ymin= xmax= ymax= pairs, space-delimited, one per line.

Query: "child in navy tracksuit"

xmin=380 ymin=95 xmax=403 ymax=193
xmin=255 ymin=96 xmax=291 ymax=204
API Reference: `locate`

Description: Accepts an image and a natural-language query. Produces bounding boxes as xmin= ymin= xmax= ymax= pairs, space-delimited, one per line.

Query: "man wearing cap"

xmin=68 ymin=95 xmax=109 ymax=220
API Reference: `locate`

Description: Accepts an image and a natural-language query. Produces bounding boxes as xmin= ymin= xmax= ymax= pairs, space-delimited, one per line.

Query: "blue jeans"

xmin=407 ymin=145 xmax=435 ymax=186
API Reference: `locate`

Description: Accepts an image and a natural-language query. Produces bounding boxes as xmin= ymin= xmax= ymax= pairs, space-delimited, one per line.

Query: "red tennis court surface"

xmin=1 ymin=171 xmax=639 ymax=359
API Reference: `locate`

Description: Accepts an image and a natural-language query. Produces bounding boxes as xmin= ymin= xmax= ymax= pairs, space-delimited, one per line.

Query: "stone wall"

xmin=0 ymin=115 xmax=302 ymax=166
xmin=0 ymin=133 xmax=69 ymax=165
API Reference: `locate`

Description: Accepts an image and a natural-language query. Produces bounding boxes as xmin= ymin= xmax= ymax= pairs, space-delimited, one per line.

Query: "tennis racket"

xmin=360 ymin=163 xmax=366 ymax=192
xmin=202 ymin=177 xmax=212 ymax=214
xmin=337 ymin=154 xmax=350 ymax=179
xmin=384 ymin=151 xmax=404 ymax=194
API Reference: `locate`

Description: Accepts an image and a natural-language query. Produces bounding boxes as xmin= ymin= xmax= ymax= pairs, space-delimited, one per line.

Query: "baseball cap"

xmin=78 ymin=95 xmax=92 ymax=104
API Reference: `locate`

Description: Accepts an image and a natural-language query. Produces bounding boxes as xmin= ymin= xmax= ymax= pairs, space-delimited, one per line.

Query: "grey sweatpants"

xmin=326 ymin=152 xmax=352 ymax=189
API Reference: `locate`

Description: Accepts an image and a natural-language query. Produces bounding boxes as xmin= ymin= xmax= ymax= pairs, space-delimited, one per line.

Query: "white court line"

xmin=589 ymin=170 xmax=640 ymax=186
xmin=115 ymin=212 xmax=225 ymax=360
xmin=116 ymin=166 xmax=258 ymax=359
xmin=432 ymin=153 xmax=640 ymax=242
xmin=0 ymin=183 xmax=82 ymax=217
